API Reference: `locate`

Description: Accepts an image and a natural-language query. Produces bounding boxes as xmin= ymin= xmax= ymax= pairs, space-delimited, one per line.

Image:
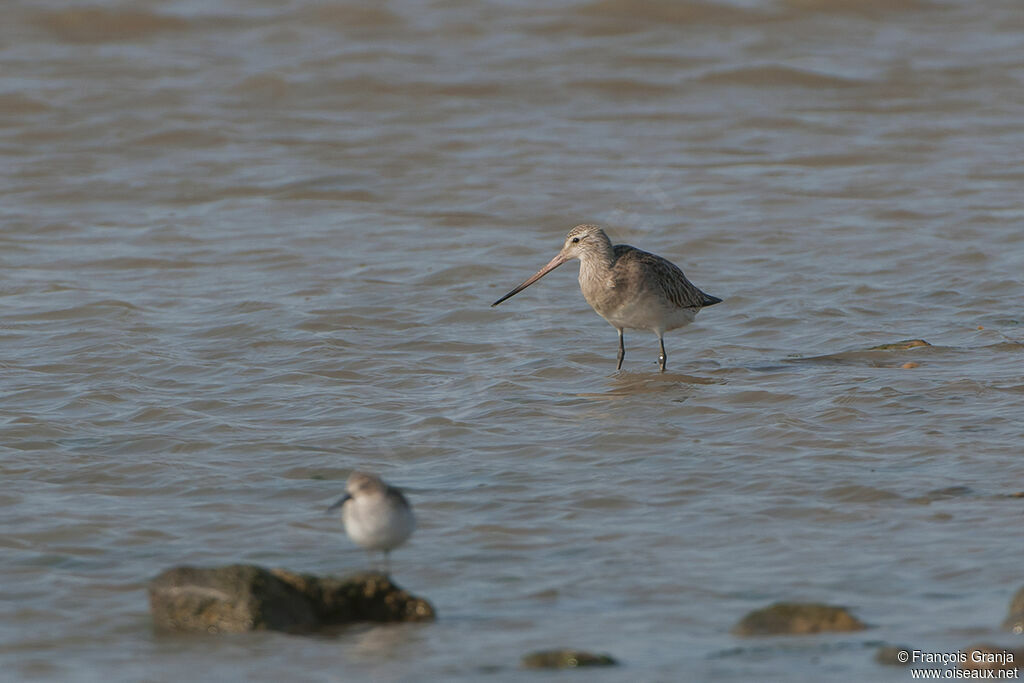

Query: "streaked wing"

xmin=613 ymin=245 xmax=712 ymax=310
xmin=386 ymin=486 xmax=411 ymax=510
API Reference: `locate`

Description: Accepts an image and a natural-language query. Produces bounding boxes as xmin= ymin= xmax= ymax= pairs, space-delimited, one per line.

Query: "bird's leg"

xmin=381 ymin=551 xmax=391 ymax=576
xmin=658 ymin=336 xmax=667 ymax=372
xmin=616 ymin=329 xmax=625 ymax=370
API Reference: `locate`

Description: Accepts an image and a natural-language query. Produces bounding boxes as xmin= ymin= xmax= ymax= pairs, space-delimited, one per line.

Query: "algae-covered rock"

xmin=148 ymin=565 xmax=316 ymax=634
xmin=149 ymin=565 xmax=434 ymax=634
xmin=521 ymin=649 xmax=618 ymax=669
xmin=1002 ymin=586 xmax=1024 ymax=634
xmin=868 ymin=339 xmax=930 ymax=351
xmin=731 ymin=602 xmax=866 ymax=636
xmin=272 ymin=569 xmax=435 ymax=624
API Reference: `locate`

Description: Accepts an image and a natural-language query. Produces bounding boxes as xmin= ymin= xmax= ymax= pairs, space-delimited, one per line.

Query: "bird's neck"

xmin=577 ymin=242 xmax=615 ymax=282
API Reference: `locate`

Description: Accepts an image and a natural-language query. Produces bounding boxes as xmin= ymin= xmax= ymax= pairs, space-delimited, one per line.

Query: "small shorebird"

xmin=492 ymin=224 xmax=721 ymax=372
xmin=327 ymin=472 xmax=415 ymax=572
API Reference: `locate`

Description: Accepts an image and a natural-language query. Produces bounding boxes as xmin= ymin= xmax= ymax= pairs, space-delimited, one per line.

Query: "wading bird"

xmin=327 ymin=472 xmax=414 ymax=573
xmin=492 ymin=224 xmax=721 ymax=372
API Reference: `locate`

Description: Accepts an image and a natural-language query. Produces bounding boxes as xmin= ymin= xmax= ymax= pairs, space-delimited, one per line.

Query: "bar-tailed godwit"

xmin=492 ymin=224 xmax=721 ymax=372
xmin=327 ymin=472 xmax=415 ymax=572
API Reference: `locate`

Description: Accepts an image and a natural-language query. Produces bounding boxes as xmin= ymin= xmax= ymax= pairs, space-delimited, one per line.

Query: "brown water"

xmin=2 ymin=1 xmax=1023 ymax=680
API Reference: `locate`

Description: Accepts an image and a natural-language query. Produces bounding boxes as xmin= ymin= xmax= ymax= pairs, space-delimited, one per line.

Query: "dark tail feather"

xmin=701 ymin=293 xmax=723 ymax=307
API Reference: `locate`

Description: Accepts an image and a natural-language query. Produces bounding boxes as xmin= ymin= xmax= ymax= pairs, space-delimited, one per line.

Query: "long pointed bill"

xmin=491 ymin=251 xmax=569 ymax=307
xmin=326 ymin=493 xmax=351 ymax=514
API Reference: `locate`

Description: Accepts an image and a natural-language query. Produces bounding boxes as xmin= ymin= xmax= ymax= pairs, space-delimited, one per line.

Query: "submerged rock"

xmin=732 ymin=602 xmax=866 ymax=636
xmin=1003 ymin=586 xmax=1024 ymax=634
xmin=521 ymin=649 xmax=618 ymax=669
xmin=875 ymin=645 xmax=913 ymax=666
xmin=960 ymin=644 xmax=1022 ymax=671
xmin=868 ymin=339 xmax=930 ymax=351
xmin=149 ymin=565 xmax=435 ymax=634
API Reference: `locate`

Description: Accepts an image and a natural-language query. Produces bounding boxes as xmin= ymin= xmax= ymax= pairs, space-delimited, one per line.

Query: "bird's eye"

xmin=571 ymin=237 xmax=580 ymax=243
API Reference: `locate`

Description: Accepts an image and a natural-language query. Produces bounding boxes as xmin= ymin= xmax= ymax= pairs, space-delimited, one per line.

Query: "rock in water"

xmin=868 ymin=339 xmax=930 ymax=351
xmin=1003 ymin=586 xmax=1024 ymax=634
xmin=149 ymin=565 xmax=435 ymax=634
xmin=960 ymin=644 xmax=1022 ymax=671
xmin=731 ymin=602 xmax=866 ymax=636
xmin=521 ymin=649 xmax=618 ymax=669
xmin=272 ymin=569 xmax=434 ymax=624
xmin=875 ymin=645 xmax=913 ymax=666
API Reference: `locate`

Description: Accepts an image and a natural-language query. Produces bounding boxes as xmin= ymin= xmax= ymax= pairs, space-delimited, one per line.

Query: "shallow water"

xmin=2 ymin=0 xmax=1023 ymax=680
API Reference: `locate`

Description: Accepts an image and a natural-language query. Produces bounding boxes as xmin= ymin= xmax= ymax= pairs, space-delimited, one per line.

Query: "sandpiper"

xmin=327 ymin=472 xmax=415 ymax=572
xmin=492 ymin=224 xmax=721 ymax=372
